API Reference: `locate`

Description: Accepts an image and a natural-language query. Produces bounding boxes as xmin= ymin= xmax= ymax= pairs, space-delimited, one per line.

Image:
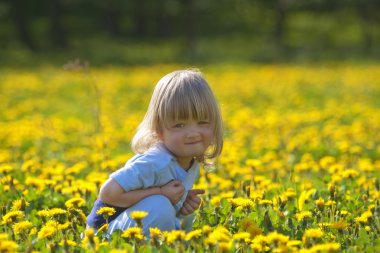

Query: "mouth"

xmin=185 ymin=140 xmax=202 ymax=145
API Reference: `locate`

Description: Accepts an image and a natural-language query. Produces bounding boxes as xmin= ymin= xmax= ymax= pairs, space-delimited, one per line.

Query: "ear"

xmin=155 ymin=131 xmax=164 ymax=141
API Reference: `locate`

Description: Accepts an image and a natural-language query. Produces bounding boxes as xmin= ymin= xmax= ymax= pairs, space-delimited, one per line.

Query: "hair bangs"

xmin=159 ymin=83 xmax=215 ymax=128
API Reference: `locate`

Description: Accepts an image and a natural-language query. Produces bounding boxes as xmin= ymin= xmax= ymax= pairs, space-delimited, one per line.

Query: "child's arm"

xmin=99 ymin=178 xmax=185 ymax=208
xmin=179 ymin=189 xmax=205 ymax=215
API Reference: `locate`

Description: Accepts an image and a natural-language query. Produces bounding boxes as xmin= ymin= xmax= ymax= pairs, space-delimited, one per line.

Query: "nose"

xmin=186 ymin=125 xmax=201 ymax=139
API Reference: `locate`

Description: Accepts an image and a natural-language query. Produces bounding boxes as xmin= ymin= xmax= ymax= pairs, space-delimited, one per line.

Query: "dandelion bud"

xmin=315 ymin=198 xmax=324 ymax=211
xmin=328 ymin=183 xmax=335 ymax=195
xmin=375 ymin=178 xmax=379 ymax=191
xmin=362 ymin=194 xmax=368 ymax=201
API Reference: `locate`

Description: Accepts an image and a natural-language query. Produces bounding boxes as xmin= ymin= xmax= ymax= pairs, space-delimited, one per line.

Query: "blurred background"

xmin=0 ymin=0 xmax=379 ymax=67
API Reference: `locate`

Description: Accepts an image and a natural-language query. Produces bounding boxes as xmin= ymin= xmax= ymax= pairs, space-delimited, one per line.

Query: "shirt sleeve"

xmin=109 ymin=159 xmax=158 ymax=192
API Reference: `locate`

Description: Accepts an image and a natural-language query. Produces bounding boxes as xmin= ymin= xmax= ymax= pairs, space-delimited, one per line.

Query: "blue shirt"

xmin=86 ymin=143 xmax=200 ymax=228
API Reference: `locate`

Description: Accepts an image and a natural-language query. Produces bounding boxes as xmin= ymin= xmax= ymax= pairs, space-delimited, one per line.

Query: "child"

xmin=87 ymin=69 xmax=223 ymax=236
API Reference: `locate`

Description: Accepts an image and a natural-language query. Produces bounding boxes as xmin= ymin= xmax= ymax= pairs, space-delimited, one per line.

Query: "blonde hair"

xmin=131 ymin=69 xmax=223 ymax=161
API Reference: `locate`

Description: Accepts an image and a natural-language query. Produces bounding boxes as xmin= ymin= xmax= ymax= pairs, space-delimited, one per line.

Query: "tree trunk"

xmin=357 ymin=4 xmax=373 ymax=53
xmin=48 ymin=0 xmax=67 ymax=49
xmin=10 ymin=0 xmax=38 ymax=51
xmin=102 ymin=1 xmax=122 ymax=37
xmin=182 ymin=0 xmax=196 ymax=59
xmin=132 ymin=0 xmax=146 ymax=38
xmin=274 ymin=0 xmax=287 ymax=49
xmin=156 ymin=1 xmax=172 ymax=38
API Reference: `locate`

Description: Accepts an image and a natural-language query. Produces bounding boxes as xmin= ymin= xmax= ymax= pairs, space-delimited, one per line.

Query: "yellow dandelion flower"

xmin=298 ymin=189 xmax=316 ymax=211
xmin=185 ymin=229 xmax=203 ymax=241
xmin=68 ymin=208 xmax=87 ymax=223
xmin=325 ymin=200 xmax=336 ymax=206
xmin=338 ymin=210 xmax=350 ymax=217
xmin=48 ymin=208 xmax=67 ymax=217
xmin=36 ymin=210 xmax=50 ymax=218
xmin=202 ymin=225 xmax=213 ymax=235
xmin=65 ymin=197 xmax=85 ymax=208
xmin=330 ymin=220 xmax=348 ymax=230
xmin=165 ymin=230 xmax=186 ymax=245
xmin=122 ymin=227 xmax=145 ymax=241
xmin=341 ymin=169 xmax=359 ymax=179
xmin=265 ymin=231 xmax=289 ymax=245
xmin=287 ymin=240 xmax=302 ymax=247
xmin=85 ymin=228 xmax=95 ymax=240
xmin=2 ymin=211 xmax=25 ymax=225
xmin=38 ymin=224 xmax=57 ymax=239
xmin=12 ymin=221 xmax=33 ymax=235
xmin=82 ymin=229 xmax=100 ymax=250
xmin=97 ymin=223 xmax=109 ymax=234
xmin=205 ymin=226 xmax=231 ymax=246
xmin=259 ymin=199 xmax=273 ymax=206
xmin=250 ymin=190 xmax=264 ymax=201
xmin=295 ymin=211 xmax=313 ymax=221
xmin=282 ymin=188 xmax=297 ymax=199
xmin=309 ymin=242 xmax=340 ymax=252
xmin=218 ymin=240 xmax=233 ymax=252
xmin=29 ymin=228 xmax=37 ymax=236
xmin=368 ymin=204 xmax=376 ymax=211
xmin=303 ymin=228 xmax=324 ymax=238
xmin=211 ymin=196 xmax=221 ymax=206
xmin=302 ymin=228 xmax=323 ymax=244
xmin=96 ymin=207 xmax=116 ymax=217
xmin=0 ymin=239 xmax=18 ymax=252
xmin=130 ymin=211 xmax=148 ymax=222
xmin=318 ymin=222 xmax=331 ymax=229
xmin=149 ymin=227 xmax=162 ymax=239
xmin=228 ymin=197 xmax=254 ymax=208
xmin=58 ymin=221 xmax=71 ymax=231
xmin=0 ymin=233 xmax=9 ymax=240
xmin=233 ymin=232 xmax=251 ymax=242
xmin=11 ymin=198 xmax=29 ymax=211
xmin=355 ymin=210 xmax=372 ymax=224
xmin=60 ymin=239 xmax=77 ymax=247
xmin=250 ymin=242 xmax=267 ymax=252
xmin=0 ymin=164 xmax=14 ymax=174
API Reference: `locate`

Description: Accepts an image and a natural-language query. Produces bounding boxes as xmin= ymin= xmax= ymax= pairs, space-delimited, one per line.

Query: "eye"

xmin=173 ymin=123 xmax=185 ymax=128
xmin=198 ymin=120 xmax=210 ymax=125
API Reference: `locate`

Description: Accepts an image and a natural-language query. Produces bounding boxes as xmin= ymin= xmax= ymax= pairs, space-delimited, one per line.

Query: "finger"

xmin=188 ymin=194 xmax=201 ymax=203
xmin=186 ymin=194 xmax=201 ymax=204
xmin=171 ymin=180 xmax=182 ymax=186
xmin=185 ymin=197 xmax=201 ymax=208
xmin=190 ymin=189 xmax=205 ymax=195
xmin=190 ymin=198 xmax=201 ymax=208
xmin=181 ymin=207 xmax=190 ymax=216
xmin=183 ymin=202 xmax=194 ymax=214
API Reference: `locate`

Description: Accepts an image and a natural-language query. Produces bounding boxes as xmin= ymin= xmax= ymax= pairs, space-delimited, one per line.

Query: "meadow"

xmin=0 ymin=63 xmax=379 ymax=252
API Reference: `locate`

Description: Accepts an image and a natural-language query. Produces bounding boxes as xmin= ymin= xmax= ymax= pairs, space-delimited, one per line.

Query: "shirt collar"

xmin=155 ymin=142 xmax=199 ymax=171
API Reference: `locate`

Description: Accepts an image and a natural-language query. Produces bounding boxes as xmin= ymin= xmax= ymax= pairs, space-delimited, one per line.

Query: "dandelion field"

xmin=0 ymin=63 xmax=379 ymax=252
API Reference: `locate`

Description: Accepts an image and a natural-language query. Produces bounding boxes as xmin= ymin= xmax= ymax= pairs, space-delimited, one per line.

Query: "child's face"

xmin=159 ymin=119 xmax=213 ymax=168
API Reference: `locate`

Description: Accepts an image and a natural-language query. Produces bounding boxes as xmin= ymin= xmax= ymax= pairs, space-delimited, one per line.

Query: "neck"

xmin=177 ymin=158 xmax=195 ymax=170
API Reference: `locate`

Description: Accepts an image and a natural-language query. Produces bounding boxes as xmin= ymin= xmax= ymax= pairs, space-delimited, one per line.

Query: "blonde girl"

xmin=87 ymin=69 xmax=223 ymax=235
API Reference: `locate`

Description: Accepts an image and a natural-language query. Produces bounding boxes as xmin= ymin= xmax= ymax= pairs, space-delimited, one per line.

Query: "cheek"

xmin=204 ymin=129 xmax=214 ymax=141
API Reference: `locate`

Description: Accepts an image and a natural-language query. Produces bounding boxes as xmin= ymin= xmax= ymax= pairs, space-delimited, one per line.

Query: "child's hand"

xmin=160 ymin=180 xmax=185 ymax=205
xmin=180 ymin=189 xmax=205 ymax=216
